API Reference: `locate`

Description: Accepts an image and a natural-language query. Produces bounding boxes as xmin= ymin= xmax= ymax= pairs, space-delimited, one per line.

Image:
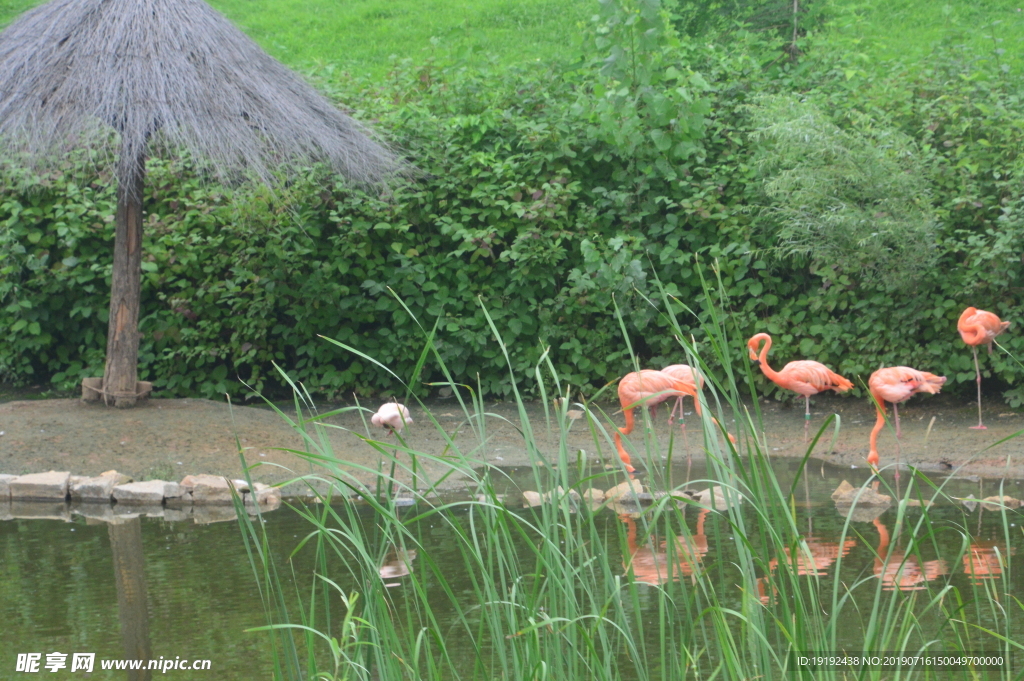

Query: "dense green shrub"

xmin=1 ymin=0 xmax=1023 ymax=405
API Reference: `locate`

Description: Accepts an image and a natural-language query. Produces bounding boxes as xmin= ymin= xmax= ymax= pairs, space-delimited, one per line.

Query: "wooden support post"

xmin=102 ymin=155 xmax=146 ymax=408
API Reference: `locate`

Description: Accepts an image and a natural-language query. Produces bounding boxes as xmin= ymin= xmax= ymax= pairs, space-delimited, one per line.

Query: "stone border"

xmin=0 ymin=469 xmax=281 ymax=508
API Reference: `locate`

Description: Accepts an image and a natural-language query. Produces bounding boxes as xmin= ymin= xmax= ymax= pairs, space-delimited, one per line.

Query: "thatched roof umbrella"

xmin=0 ymin=0 xmax=401 ymax=407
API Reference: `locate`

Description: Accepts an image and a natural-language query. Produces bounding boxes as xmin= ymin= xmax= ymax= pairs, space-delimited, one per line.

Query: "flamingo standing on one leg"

xmin=661 ymin=364 xmax=703 ymax=429
xmin=867 ymin=366 xmax=945 ymax=470
xmin=958 ymin=307 xmax=1010 ymax=430
xmin=747 ymin=333 xmax=853 ymax=439
xmin=614 ymin=370 xmax=733 ymax=472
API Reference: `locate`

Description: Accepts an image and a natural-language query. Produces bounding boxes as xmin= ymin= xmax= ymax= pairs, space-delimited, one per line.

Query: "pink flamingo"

xmin=661 ymin=364 xmax=703 ymax=429
xmin=958 ymin=307 xmax=1010 ymax=429
xmin=614 ymin=370 xmax=733 ymax=472
xmin=747 ymin=333 xmax=853 ymax=438
xmin=867 ymin=366 xmax=945 ymax=470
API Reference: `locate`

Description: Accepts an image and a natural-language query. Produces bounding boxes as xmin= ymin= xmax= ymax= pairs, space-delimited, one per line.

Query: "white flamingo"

xmin=371 ymin=402 xmax=413 ymax=436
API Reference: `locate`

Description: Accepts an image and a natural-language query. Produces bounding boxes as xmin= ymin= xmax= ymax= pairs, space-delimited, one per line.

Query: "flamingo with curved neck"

xmin=747 ymin=333 xmax=853 ymax=438
xmin=958 ymin=307 xmax=1010 ymax=429
xmin=614 ymin=369 xmax=734 ymax=472
xmin=867 ymin=366 xmax=945 ymax=470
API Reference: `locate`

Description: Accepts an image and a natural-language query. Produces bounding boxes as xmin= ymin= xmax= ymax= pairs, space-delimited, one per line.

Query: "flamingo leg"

xmin=804 ymin=394 xmax=811 ymax=442
xmin=970 ymin=346 xmax=986 ymax=430
xmin=893 ymin=402 xmax=901 ymax=440
xmin=894 ymin=429 xmax=902 ymax=484
xmin=669 ymin=396 xmax=686 ymax=432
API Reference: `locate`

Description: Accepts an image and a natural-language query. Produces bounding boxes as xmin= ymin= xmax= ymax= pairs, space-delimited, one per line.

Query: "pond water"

xmin=2 ymin=460 xmax=1021 ymax=679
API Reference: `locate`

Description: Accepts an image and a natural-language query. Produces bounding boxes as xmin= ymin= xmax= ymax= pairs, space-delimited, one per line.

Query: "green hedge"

xmin=2 ymin=2 xmax=1023 ymax=404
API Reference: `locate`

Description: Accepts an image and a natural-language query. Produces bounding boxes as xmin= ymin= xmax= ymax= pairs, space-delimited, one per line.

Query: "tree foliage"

xmin=2 ymin=1 xmax=1024 ymax=406
xmin=751 ymin=94 xmax=939 ymax=288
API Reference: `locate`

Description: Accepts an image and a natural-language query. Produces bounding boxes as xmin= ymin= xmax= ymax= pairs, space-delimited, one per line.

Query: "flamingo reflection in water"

xmin=774 ymin=535 xmax=858 ymax=577
xmin=963 ymin=540 xmax=1014 ymax=586
xmin=757 ymin=535 xmax=857 ymax=605
xmin=872 ymin=518 xmax=948 ymax=591
xmin=621 ymin=509 xmax=711 ymax=585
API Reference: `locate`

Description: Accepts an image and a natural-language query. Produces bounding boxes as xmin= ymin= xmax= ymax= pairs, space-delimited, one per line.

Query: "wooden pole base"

xmin=82 ymin=378 xmax=152 ymax=404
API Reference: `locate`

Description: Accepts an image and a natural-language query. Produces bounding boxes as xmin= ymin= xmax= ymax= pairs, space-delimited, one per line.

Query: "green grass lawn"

xmin=2 ymin=0 xmax=1023 ymax=80
xmin=0 ymin=0 xmax=593 ymax=78
xmin=822 ymin=0 xmax=1024 ymax=71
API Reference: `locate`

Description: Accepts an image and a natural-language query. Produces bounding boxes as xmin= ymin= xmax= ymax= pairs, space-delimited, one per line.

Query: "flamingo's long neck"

xmin=613 ymin=433 xmax=635 ymax=472
xmin=868 ymin=390 xmax=886 ymax=467
xmin=756 ymin=337 xmax=783 ymax=384
xmin=961 ymin=324 xmax=987 ymax=346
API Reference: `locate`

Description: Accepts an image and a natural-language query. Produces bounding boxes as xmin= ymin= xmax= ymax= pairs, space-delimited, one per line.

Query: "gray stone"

xmin=474 ymin=493 xmax=507 ymax=504
xmin=982 ymin=495 xmax=1022 ymax=512
xmin=257 ymin=493 xmax=281 ymax=512
xmin=542 ymin=486 xmax=581 ymax=506
xmin=165 ymin=494 xmax=190 ymax=508
xmin=81 ymin=376 xmax=103 ymax=402
xmin=652 ymin=490 xmax=695 ymax=509
xmin=244 ymin=483 xmax=281 ymax=509
xmin=522 ymin=490 xmax=543 ymax=507
xmin=607 ymin=499 xmax=643 ymax=518
xmin=0 ymin=474 xmax=16 ymax=501
xmin=696 ymin=487 xmax=743 ymax=511
xmin=113 ymin=480 xmax=181 ymax=504
xmin=180 ymin=474 xmax=235 ymax=505
xmin=71 ymin=470 xmax=132 ymax=502
xmin=831 ymin=480 xmax=855 ymax=501
xmin=10 ymin=471 xmax=70 ymax=500
xmin=0 ymin=499 xmax=11 ymax=521
xmin=831 ymin=480 xmax=891 ymax=507
xmin=605 ymin=479 xmax=644 ymax=502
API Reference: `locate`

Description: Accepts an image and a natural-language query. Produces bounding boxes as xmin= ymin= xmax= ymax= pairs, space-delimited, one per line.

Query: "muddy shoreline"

xmin=0 ymin=394 xmax=1022 ymax=494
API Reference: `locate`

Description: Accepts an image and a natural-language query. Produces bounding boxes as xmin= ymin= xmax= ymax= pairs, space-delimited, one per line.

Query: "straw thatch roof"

xmin=0 ymin=0 xmax=401 ymax=185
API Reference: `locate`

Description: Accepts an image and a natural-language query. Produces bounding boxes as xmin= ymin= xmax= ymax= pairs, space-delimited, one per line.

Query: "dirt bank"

xmin=0 ymin=393 xmax=1022 ymax=494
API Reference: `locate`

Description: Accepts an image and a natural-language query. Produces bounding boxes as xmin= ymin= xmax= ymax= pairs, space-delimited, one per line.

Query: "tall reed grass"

xmin=236 ymin=275 xmax=1021 ymax=680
